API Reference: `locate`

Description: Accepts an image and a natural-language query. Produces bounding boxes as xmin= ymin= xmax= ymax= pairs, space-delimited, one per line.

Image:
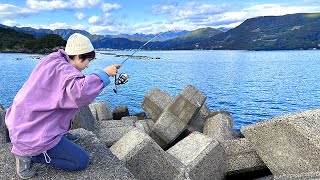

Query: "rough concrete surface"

xmin=0 ymin=109 xmax=10 ymax=144
xmin=221 ymin=138 xmax=265 ymax=173
xmin=96 ymin=120 xmax=135 ymax=147
xmin=167 ymin=132 xmax=226 ymax=180
xmin=89 ymin=102 xmax=113 ymax=121
xmin=0 ymin=128 xmax=136 ymax=180
xmin=72 ymin=106 xmax=96 ymax=132
xmin=204 ymin=110 xmax=234 ymax=141
xmin=141 ymin=87 xmax=174 ymax=122
xmin=241 ymin=108 xmax=320 ymax=176
xmin=110 ymin=128 xmax=182 ymax=180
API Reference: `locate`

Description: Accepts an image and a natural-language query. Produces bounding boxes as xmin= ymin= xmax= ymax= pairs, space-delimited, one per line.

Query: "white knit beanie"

xmin=65 ymin=33 xmax=94 ymax=55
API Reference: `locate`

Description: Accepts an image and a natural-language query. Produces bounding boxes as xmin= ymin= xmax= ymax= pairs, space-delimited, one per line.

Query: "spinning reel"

xmin=111 ymin=31 xmax=167 ymax=94
xmin=113 ymin=73 xmax=129 ymax=93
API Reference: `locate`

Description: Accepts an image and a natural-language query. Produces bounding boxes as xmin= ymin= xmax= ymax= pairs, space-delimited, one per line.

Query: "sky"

xmin=0 ymin=0 xmax=320 ymax=35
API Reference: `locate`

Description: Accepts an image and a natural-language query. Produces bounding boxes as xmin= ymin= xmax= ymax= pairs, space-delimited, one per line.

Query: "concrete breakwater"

xmin=1 ymin=84 xmax=320 ymax=179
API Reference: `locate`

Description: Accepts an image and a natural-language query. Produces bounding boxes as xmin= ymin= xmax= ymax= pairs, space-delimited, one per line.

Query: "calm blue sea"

xmin=1 ymin=50 xmax=320 ymax=131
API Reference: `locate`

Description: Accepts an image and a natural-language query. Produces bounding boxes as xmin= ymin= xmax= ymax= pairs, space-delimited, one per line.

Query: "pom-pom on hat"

xmin=65 ymin=33 xmax=94 ymax=55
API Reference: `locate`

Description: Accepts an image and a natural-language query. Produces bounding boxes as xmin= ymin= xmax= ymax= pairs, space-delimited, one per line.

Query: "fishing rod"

xmin=120 ymin=31 xmax=167 ymax=65
xmin=113 ymin=31 xmax=169 ymax=93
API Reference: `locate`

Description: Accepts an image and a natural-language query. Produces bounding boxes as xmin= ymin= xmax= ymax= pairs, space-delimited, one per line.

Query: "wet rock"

xmin=113 ymin=106 xmax=130 ymax=120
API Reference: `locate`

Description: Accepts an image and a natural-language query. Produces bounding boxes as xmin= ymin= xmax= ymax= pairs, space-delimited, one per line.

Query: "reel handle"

xmin=113 ymin=65 xmax=121 ymax=93
xmin=113 ymin=72 xmax=129 ymax=94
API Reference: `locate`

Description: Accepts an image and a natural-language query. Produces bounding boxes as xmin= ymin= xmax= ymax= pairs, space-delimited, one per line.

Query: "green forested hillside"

xmin=0 ymin=28 xmax=66 ymax=53
xmin=92 ymin=37 xmax=144 ymax=49
xmin=201 ymin=13 xmax=320 ymax=50
xmin=179 ymin=27 xmax=222 ymax=41
xmin=148 ymin=27 xmax=223 ymax=50
xmin=0 ymin=28 xmax=34 ymax=50
xmin=24 ymin=34 xmax=66 ymax=51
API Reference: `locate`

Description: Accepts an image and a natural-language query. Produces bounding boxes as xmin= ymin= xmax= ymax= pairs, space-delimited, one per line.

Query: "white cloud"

xmin=0 ymin=3 xmax=36 ymax=18
xmin=100 ymin=3 xmax=121 ymax=23
xmin=105 ymin=21 xmax=201 ymax=35
xmin=21 ymin=22 xmax=69 ymax=30
xmin=26 ymin=0 xmax=68 ymax=10
xmin=152 ymin=2 xmax=235 ymax=29
xmin=104 ymin=12 xmax=112 ymax=19
xmin=151 ymin=2 xmax=243 ymax=28
xmin=89 ymin=25 xmax=114 ymax=34
xmin=88 ymin=15 xmax=101 ymax=24
xmin=70 ymin=0 xmax=101 ymax=9
xmin=216 ymin=22 xmax=242 ymax=29
xmin=47 ymin=22 xmax=70 ymax=29
xmin=153 ymin=2 xmax=228 ymax=20
xmin=75 ymin=12 xmax=85 ymax=20
xmin=16 ymin=20 xmax=153 ymax=35
xmin=2 ymin=20 xmax=19 ymax=26
xmin=0 ymin=4 xmax=17 ymax=17
xmin=73 ymin=24 xmax=87 ymax=30
xmin=175 ymin=2 xmax=228 ymax=20
xmin=195 ymin=12 xmax=248 ymax=26
xmin=153 ymin=4 xmax=176 ymax=14
xmin=20 ymin=22 xmax=89 ymax=31
xmin=26 ymin=0 xmax=100 ymax=10
xmin=102 ymin=3 xmax=121 ymax=13
xmin=244 ymin=4 xmax=320 ymax=17
xmin=0 ymin=4 xmax=15 ymax=11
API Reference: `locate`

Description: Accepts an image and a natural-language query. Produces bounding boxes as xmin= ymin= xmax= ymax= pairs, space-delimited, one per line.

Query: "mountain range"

xmin=0 ymin=24 xmax=188 ymax=42
xmin=1 ymin=12 xmax=319 ymax=52
xmin=201 ymin=13 xmax=320 ymax=50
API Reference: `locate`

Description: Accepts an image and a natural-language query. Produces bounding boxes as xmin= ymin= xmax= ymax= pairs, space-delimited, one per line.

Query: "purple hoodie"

xmin=5 ymin=49 xmax=110 ymax=156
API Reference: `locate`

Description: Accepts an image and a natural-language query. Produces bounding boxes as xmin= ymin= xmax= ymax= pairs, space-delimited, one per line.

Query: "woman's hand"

xmin=104 ymin=64 xmax=121 ymax=77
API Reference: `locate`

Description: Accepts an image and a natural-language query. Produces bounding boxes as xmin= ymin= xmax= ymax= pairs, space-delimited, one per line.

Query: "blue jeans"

xmin=32 ymin=136 xmax=89 ymax=171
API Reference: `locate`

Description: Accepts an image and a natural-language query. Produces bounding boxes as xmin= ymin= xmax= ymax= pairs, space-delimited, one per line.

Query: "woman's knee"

xmin=75 ymin=151 xmax=90 ymax=171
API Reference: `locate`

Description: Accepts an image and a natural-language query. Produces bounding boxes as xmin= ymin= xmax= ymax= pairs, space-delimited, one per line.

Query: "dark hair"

xmin=68 ymin=51 xmax=96 ymax=62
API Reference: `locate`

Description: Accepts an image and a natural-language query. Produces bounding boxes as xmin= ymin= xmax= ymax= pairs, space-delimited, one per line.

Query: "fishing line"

xmin=113 ymin=31 xmax=170 ymax=93
xmin=120 ymin=32 xmax=166 ymax=65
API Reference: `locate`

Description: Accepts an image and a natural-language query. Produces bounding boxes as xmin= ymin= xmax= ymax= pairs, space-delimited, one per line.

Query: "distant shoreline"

xmin=1 ymin=48 xmax=319 ymax=55
xmin=0 ymin=46 xmax=63 ymax=54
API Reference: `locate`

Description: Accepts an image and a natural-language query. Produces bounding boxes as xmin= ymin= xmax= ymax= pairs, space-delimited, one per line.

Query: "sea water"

xmin=1 ymin=50 xmax=320 ymax=131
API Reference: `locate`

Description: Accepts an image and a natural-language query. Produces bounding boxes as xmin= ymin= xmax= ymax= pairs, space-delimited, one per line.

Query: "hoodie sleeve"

xmin=60 ymin=73 xmax=110 ymax=108
xmin=91 ymin=69 xmax=110 ymax=87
